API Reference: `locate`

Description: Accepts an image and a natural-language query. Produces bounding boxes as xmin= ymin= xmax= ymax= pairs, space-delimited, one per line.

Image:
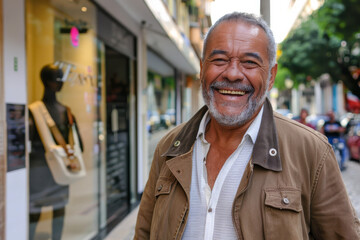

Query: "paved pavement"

xmin=108 ymin=160 xmax=360 ymax=240
xmin=105 ymin=206 xmax=139 ymax=240
xmin=342 ymin=160 xmax=360 ymax=217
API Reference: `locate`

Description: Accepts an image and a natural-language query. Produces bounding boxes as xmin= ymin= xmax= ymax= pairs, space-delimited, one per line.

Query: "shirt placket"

xmin=199 ymin=136 xmax=215 ymax=240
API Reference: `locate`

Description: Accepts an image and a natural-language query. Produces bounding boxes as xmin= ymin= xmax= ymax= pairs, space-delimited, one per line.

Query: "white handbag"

xmin=29 ymin=101 xmax=86 ymax=185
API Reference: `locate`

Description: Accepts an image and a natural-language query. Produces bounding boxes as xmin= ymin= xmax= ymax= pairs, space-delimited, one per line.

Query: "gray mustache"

xmin=210 ymin=81 xmax=254 ymax=92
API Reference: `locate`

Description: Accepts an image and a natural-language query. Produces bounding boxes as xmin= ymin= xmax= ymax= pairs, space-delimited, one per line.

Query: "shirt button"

xmin=282 ymin=197 xmax=290 ymax=205
xmin=208 ymin=208 xmax=212 ymax=213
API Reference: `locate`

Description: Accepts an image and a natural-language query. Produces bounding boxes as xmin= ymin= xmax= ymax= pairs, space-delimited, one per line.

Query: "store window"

xmin=26 ymin=0 xmax=100 ymax=239
xmin=147 ymin=50 xmax=176 ymax=163
xmin=27 ymin=1 xmax=137 ymax=238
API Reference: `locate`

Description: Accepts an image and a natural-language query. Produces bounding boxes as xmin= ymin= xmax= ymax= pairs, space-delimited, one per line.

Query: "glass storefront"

xmin=26 ymin=0 xmax=136 ymax=239
xmin=146 ymin=49 xmax=176 ymax=163
xmin=104 ymin=46 xmax=131 ymax=229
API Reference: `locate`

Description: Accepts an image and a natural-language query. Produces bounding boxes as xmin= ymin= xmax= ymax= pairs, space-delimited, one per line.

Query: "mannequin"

xmin=29 ymin=64 xmax=82 ymax=240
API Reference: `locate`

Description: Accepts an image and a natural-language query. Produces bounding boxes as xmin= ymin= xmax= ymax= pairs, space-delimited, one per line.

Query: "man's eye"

xmin=245 ymin=60 xmax=256 ymax=64
xmin=211 ymin=58 xmax=228 ymax=64
xmin=242 ymin=60 xmax=258 ymax=68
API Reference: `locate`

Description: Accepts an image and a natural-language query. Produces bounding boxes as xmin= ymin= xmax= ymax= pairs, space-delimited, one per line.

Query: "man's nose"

xmin=223 ymin=60 xmax=245 ymax=81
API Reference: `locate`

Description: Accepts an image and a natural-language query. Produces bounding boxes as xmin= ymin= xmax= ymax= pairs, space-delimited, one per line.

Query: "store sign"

xmin=55 ymin=61 xmax=96 ymax=86
xmin=70 ymin=27 xmax=79 ymax=47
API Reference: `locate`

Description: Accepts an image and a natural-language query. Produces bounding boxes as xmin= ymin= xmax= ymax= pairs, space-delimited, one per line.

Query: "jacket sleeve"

xmin=310 ymin=146 xmax=360 ymax=239
xmin=134 ymin=146 xmax=163 ymax=239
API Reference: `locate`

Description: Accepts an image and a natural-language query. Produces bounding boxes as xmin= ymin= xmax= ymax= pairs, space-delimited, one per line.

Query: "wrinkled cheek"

xmin=201 ymin=85 xmax=211 ymax=102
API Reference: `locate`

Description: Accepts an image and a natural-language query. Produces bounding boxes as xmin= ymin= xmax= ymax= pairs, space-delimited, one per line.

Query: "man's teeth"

xmin=218 ymin=89 xmax=245 ymax=95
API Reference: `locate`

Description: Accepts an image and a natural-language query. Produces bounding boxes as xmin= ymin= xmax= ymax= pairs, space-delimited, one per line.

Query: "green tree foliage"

xmin=278 ymin=0 xmax=360 ymax=97
xmin=273 ymin=63 xmax=292 ymax=90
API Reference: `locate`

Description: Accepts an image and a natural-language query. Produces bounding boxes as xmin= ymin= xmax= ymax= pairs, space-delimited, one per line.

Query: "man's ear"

xmin=268 ymin=63 xmax=278 ymax=90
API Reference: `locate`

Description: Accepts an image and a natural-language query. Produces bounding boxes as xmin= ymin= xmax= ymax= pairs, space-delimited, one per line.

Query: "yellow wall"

xmin=26 ymin=0 xmax=55 ymax=104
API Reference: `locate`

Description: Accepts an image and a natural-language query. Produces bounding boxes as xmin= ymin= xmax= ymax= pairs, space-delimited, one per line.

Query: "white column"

xmin=137 ymin=26 xmax=148 ymax=193
xmin=337 ymin=82 xmax=346 ymax=116
xmin=291 ymin=88 xmax=299 ymax=116
xmin=315 ymin=82 xmax=322 ymax=114
xmin=324 ymin=84 xmax=333 ymax=113
xmin=3 ymin=0 xmax=27 ymax=239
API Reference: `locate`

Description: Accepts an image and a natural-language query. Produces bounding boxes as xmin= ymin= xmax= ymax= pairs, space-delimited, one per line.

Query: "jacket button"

xmin=157 ymin=185 xmax=163 ymax=191
xmin=282 ymin=197 xmax=290 ymax=205
xmin=174 ymin=140 xmax=180 ymax=147
xmin=269 ymin=148 xmax=277 ymax=156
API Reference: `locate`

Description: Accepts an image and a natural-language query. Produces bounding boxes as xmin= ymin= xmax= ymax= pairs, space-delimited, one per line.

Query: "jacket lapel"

xmin=162 ymin=106 xmax=208 ymax=157
xmin=252 ymin=99 xmax=282 ymax=171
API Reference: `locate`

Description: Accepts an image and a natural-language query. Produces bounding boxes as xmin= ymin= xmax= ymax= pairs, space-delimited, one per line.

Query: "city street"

xmin=109 ymin=159 xmax=360 ymax=240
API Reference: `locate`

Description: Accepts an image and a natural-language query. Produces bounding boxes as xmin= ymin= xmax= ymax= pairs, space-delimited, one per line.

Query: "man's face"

xmin=201 ymin=21 xmax=277 ymax=127
xmin=300 ymin=110 xmax=308 ymax=120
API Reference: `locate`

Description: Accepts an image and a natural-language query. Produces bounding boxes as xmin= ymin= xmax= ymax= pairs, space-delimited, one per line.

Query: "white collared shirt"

xmin=182 ymin=106 xmax=264 ymax=240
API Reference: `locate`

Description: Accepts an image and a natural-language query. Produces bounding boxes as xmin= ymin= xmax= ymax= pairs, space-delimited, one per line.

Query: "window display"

xmin=29 ymin=65 xmax=86 ymax=185
xmin=28 ymin=64 xmax=85 ymax=240
xmin=26 ymin=0 xmax=137 ymax=238
xmin=26 ymin=0 xmax=101 ymax=239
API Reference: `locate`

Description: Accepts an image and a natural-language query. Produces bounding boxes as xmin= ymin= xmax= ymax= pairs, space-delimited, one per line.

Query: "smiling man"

xmin=134 ymin=12 xmax=360 ymax=240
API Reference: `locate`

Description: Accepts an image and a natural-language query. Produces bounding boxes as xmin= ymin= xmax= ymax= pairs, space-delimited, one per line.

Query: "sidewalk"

xmin=342 ymin=160 xmax=360 ymax=217
xmin=105 ymin=206 xmax=139 ymax=240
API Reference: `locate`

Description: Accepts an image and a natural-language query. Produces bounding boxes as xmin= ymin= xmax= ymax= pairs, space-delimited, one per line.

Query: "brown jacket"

xmin=135 ymin=99 xmax=360 ymax=239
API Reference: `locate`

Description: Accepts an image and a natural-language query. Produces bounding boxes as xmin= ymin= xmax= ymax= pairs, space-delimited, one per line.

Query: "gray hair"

xmin=202 ymin=12 xmax=277 ymax=68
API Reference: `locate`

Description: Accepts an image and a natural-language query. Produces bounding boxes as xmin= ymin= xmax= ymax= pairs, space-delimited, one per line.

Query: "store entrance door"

xmin=105 ymin=46 xmax=130 ymax=228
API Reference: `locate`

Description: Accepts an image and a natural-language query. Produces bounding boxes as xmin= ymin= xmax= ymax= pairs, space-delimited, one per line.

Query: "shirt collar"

xmin=196 ymin=106 xmax=264 ymax=145
xmin=196 ymin=110 xmax=210 ymax=142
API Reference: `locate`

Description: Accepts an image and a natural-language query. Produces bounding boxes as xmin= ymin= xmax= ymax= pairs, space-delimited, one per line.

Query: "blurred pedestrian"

xmin=321 ymin=110 xmax=347 ymax=170
xmin=134 ymin=12 xmax=360 ymax=239
xmin=297 ymin=108 xmax=315 ymax=129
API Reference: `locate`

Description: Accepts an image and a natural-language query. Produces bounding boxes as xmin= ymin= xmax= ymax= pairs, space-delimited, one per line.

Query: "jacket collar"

xmin=162 ymin=98 xmax=282 ymax=172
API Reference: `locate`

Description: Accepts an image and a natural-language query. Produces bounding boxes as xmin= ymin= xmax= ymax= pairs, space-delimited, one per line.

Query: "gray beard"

xmin=202 ymin=79 xmax=270 ymax=127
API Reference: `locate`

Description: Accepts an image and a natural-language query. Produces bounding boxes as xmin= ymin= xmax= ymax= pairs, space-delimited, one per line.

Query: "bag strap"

xmin=29 ymin=101 xmax=56 ymax=150
xmin=66 ymin=107 xmax=75 ymax=148
xmin=40 ymin=103 xmax=75 ymax=158
xmin=45 ymin=105 xmax=81 ymax=173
